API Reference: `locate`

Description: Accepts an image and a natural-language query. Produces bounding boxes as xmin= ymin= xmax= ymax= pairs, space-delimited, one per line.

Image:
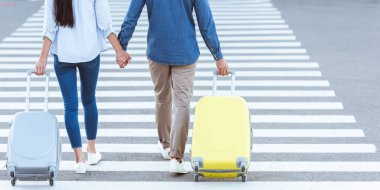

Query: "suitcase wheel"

xmin=49 ymin=170 xmax=55 ymax=178
xmin=194 ymin=165 xmax=199 ymax=173
xmin=11 ymin=178 xmax=16 ymax=186
xmin=194 ymin=174 xmax=200 ymax=182
xmin=241 ymin=174 xmax=247 ymax=182
xmin=49 ymin=178 xmax=55 ymax=186
xmin=241 ymin=165 xmax=246 ymax=173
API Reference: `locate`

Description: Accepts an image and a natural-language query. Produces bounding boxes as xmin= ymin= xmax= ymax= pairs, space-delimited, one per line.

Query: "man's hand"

xmin=35 ymin=58 xmax=47 ymax=76
xmin=116 ymin=51 xmax=132 ymax=69
xmin=216 ymin=58 xmax=229 ymax=76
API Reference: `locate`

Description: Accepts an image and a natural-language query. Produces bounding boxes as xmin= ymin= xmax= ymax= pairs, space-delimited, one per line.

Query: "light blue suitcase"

xmin=6 ymin=70 xmax=61 ymax=186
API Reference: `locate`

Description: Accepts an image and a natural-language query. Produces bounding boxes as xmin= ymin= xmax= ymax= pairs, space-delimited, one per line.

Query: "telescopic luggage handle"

xmin=26 ymin=69 xmax=50 ymax=112
xmin=212 ymin=70 xmax=235 ymax=96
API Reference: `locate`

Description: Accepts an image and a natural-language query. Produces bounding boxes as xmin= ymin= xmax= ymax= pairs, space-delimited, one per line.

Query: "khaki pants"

xmin=148 ymin=59 xmax=196 ymax=159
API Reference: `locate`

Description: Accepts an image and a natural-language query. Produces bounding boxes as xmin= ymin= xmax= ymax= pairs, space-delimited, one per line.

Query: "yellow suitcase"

xmin=191 ymin=71 xmax=252 ymax=182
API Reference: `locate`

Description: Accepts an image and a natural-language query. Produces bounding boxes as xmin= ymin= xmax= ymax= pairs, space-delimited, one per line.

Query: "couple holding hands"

xmin=35 ymin=0 xmax=229 ymax=174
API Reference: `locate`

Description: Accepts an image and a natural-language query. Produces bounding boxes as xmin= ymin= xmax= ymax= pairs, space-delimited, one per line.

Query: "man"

xmin=117 ymin=0 xmax=229 ymax=173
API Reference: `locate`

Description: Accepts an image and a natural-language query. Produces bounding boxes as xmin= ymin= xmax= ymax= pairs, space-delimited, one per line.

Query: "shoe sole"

xmin=169 ymin=170 xmax=189 ymax=174
xmin=87 ymin=159 xmax=101 ymax=165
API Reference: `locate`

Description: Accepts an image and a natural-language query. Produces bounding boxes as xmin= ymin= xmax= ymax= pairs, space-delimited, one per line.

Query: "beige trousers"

xmin=148 ymin=59 xmax=196 ymax=159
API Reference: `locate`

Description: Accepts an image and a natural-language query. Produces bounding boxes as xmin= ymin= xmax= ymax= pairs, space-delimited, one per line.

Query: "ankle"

xmin=171 ymin=158 xmax=182 ymax=163
xmin=76 ymin=156 xmax=85 ymax=163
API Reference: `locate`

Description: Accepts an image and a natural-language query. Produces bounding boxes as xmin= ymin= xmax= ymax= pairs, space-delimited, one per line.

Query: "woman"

xmin=35 ymin=0 xmax=131 ymax=174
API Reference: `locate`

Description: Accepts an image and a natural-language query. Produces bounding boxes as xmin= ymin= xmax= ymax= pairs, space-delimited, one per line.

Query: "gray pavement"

xmin=272 ymin=0 xmax=380 ymax=156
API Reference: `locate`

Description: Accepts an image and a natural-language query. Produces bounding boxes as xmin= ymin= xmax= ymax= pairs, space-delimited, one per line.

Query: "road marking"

xmin=0 ymin=41 xmax=301 ymax=47
xmin=0 ymin=181 xmax=379 ymax=190
xmin=0 ymin=144 xmax=374 ymax=153
xmin=0 ymin=55 xmax=310 ymax=62
xmin=0 ymin=102 xmax=344 ymax=110
xmin=0 ymin=115 xmax=356 ymax=123
xmin=0 ymin=71 xmax=328 ymax=78
xmin=0 ymin=63 xmax=320 ymax=69
xmin=0 ymin=42 xmax=303 ymax=48
xmin=5 ymin=35 xmax=300 ymax=43
xmin=0 ymin=90 xmax=336 ymax=98
xmin=1 ymin=161 xmax=380 ymax=172
xmin=0 ymin=129 xmax=364 ymax=138
xmin=0 ymin=49 xmax=308 ymax=55
xmin=26 ymin=16 xmax=285 ymax=22
xmin=0 ymin=80 xmax=328 ymax=88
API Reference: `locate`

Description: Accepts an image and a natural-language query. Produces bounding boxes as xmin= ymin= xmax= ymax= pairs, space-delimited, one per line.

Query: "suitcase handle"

xmin=26 ymin=69 xmax=50 ymax=112
xmin=212 ymin=70 xmax=235 ymax=96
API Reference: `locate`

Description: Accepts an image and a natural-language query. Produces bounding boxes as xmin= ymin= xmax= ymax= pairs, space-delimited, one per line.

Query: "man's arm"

xmin=194 ymin=0 xmax=229 ymax=75
xmin=117 ymin=0 xmax=145 ymax=51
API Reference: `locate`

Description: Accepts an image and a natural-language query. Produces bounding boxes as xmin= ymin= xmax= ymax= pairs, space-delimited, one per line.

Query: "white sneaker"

xmin=169 ymin=159 xmax=189 ymax=174
xmin=74 ymin=162 xmax=86 ymax=174
xmin=157 ymin=142 xmax=170 ymax=160
xmin=87 ymin=152 xmax=102 ymax=165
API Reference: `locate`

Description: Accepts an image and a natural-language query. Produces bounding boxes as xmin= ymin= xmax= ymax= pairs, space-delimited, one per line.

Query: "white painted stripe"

xmin=0 ymin=80 xmax=327 ymax=88
xmin=8 ymin=29 xmax=293 ymax=36
xmin=32 ymin=13 xmax=282 ymax=18
xmin=26 ymin=16 xmax=284 ymax=22
xmin=0 ymin=90 xmax=336 ymax=98
xmin=251 ymin=129 xmax=364 ymax=137
xmin=0 ymin=115 xmax=356 ymax=123
xmin=20 ymin=20 xmax=288 ymax=27
xmin=108 ymin=4 xmax=275 ymax=8
xmin=0 ymin=62 xmax=319 ymax=69
xmin=0 ymin=144 xmax=374 ymax=153
xmin=0 ymin=41 xmax=301 ymax=48
xmin=5 ymin=35 xmax=300 ymax=42
xmin=0 ymin=49 xmax=307 ymax=55
xmin=0 ymin=102 xmax=344 ymax=110
xmin=0 ymin=55 xmax=310 ymax=62
xmin=108 ymin=8 xmax=279 ymax=12
xmin=0 ymin=71 xmax=322 ymax=78
xmin=26 ymin=16 xmax=289 ymax=24
xmin=0 ymin=181 xmax=379 ymax=190
xmin=0 ymin=129 xmax=363 ymax=138
xmin=36 ymin=7 xmax=280 ymax=13
xmin=112 ymin=24 xmax=290 ymax=29
xmin=251 ymin=115 xmax=356 ymax=123
xmin=1 ymin=160 xmax=380 ymax=172
xmin=33 ymin=11 xmax=283 ymax=17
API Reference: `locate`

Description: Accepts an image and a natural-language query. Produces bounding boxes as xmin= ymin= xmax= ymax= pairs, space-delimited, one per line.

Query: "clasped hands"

xmin=116 ymin=51 xmax=132 ymax=69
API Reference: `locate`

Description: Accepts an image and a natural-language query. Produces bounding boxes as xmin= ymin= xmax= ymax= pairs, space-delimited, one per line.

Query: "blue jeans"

xmin=54 ymin=55 xmax=100 ymax=148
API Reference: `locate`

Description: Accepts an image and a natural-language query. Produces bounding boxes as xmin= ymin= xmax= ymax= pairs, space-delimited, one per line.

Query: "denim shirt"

xmin=43 ymin=0 xmax=113 ymax=63
xmin=118 ymin=0 xmax=224 ymax=65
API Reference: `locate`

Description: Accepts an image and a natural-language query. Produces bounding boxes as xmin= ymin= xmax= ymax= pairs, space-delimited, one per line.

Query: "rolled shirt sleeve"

xmin=194 ymin=0 xmax=224 ymax=61
xmin=117 ymin=0 xmax=145 ymax=51
xmin=95 ymin=0 xmax=114 ymax=39
xmin=42 ymin=0 xmax=58 ymax=42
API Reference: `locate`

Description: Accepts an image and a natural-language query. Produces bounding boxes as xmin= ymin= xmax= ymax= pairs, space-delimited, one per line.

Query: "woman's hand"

xmin=116 ymin=51 xmax=132 ymax=69
xmin=35 ymin=57 xmax=47 ymax=76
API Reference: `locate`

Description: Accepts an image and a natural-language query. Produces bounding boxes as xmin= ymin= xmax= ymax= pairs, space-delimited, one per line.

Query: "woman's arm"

xmin=35 ymin=0 xmax=57 ymax=76
xmin=108 ymin=33 xmax=132 ymax=68
xmin=95 ymin=0 xmax=131 ymax=68
xmin=35 ymin=37 xmax=52 ymax=75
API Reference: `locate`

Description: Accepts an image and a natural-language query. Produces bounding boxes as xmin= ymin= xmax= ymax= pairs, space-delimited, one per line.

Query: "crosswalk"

xmin=0 ymin=0 xmax=378 ymax=189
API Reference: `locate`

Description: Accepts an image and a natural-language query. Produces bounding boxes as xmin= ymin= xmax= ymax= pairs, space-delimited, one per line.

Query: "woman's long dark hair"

xmin=54 ymin=0 xmax=74 ymax=28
